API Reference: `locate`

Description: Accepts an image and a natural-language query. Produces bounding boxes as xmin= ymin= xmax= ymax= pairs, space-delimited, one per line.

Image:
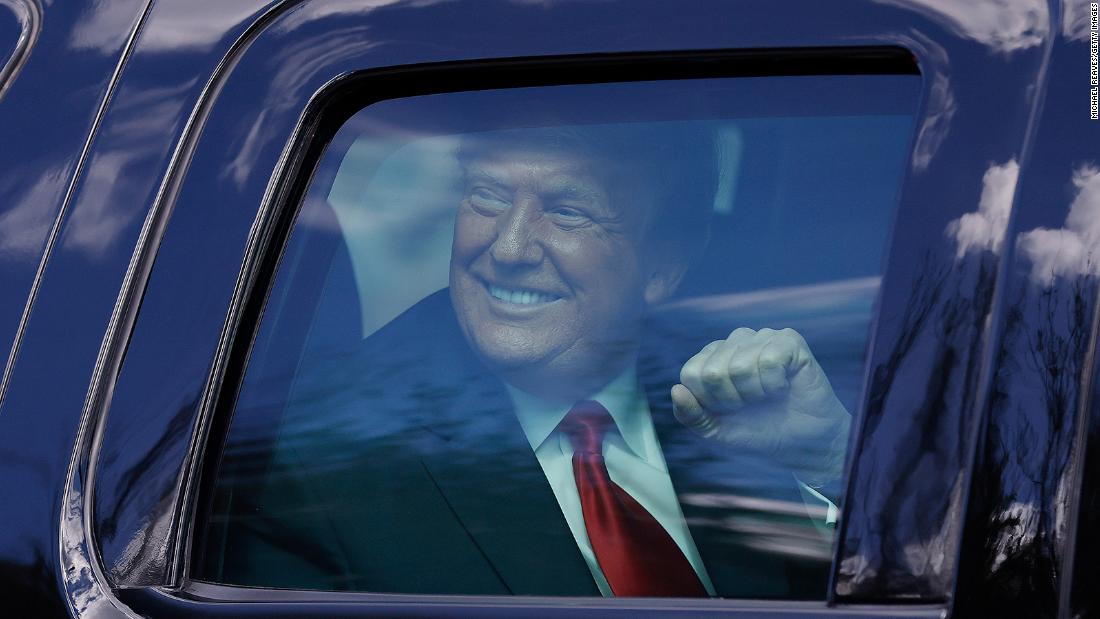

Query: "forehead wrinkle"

xmin=465 ymin=155 xmax=610 ymax=205
xmin=538 ymin=174 xmax=607 ymax=205
xmin=463 ymin=162 xmax=510 ymax=188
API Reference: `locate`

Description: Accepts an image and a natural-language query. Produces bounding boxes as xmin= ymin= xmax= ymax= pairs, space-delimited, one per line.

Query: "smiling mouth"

xmin=485 ymin=283 xmax=562 ymax=306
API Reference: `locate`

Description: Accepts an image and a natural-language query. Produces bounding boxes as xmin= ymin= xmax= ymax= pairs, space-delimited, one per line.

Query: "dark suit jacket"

xmin=210 ymin=289 xmax=831 ymax=598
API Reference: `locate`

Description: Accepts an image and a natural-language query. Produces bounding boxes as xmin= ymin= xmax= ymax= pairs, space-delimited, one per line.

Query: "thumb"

xmin=672 ymin=383 xmax=718 ymax=437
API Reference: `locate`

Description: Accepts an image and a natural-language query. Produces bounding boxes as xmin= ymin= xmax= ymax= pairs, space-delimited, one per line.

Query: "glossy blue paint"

xmin=0 ymin=0 xmax=1088 ymax=617
xmin=832 ymin=0 xmax=1056 ymax=599
xmin=953 ymin=1 xmax=1100 ymax=616
xmin=87 ymin=0 xmax=1040 ymax=606
xmin=0 ymin=0 xmax=148 ymax=615
xmin=0 ymin=0 xmax=142 ymax=391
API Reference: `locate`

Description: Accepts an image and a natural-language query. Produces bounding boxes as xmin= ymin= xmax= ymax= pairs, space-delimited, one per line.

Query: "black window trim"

xmin=130 ymin=581 xmax=947 ymax=619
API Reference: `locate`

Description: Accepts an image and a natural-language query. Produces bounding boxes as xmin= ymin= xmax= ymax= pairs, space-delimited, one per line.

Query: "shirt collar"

xmin=507 ymin=364 xmax=656 ymax=463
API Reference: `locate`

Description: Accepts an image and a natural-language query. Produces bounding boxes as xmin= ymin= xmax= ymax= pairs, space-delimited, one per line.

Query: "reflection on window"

xmin=193 ymin=75 xmax=919 ymax=598
xmin=0 ymin=7 xmax=21 ymax=80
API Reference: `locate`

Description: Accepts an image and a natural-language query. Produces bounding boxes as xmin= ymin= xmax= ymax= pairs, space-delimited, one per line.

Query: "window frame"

xmin=84 ymin=50 xmax=934 ymax=614
xmin=62 ymin=0 xmax=1051 ymax=615
xmin=185 ymin=49 xmax=922 ymax=607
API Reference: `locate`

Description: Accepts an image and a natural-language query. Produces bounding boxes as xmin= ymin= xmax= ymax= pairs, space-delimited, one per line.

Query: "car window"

xmin=192 ymin=74 xmax=919 ymax=598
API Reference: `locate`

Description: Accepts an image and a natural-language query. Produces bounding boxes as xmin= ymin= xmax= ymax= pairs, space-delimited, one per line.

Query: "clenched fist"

xmin=671 ymin=327 xmax=850 ymax=487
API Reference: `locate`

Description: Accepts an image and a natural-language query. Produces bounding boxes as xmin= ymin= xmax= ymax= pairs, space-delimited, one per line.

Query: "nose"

xmin=488 ymin=196 xmax=544 ymax=266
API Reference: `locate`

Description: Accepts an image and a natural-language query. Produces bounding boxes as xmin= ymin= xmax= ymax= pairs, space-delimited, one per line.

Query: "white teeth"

xmin=488 ymin=284 xmax=559 ymax=305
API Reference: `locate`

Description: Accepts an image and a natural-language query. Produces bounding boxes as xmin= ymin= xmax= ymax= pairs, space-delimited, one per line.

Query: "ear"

xmin=643 ymin=257 xmax=689 ymax=305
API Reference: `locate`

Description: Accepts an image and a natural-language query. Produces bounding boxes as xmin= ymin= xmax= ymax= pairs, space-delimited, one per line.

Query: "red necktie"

xmin=559 ymin=401 xmax=707 ymax=597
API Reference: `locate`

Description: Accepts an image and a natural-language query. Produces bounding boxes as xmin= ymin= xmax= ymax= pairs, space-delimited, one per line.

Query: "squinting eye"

xmin=550 ymin=206 xmax=588 ymax=223
xmin=468 ymin=188 xmax=510 ymax=212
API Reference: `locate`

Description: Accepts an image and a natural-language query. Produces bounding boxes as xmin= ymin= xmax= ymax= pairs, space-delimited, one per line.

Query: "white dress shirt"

xmin=507 ymin=366 xmax=718 ymax=596
xmin=507 ymin=365 xmax=839 ymax=596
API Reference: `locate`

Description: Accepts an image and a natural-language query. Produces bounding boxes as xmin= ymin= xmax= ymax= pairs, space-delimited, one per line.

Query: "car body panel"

xmin=955 ymin=3 xmax=1100 ymax=616
xmin=0 ymin=1 xmax=1093 ymax=618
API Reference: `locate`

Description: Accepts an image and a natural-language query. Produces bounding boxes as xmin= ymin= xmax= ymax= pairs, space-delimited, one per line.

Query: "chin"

xmin=467 ymin=325 xmax=556 ymax=371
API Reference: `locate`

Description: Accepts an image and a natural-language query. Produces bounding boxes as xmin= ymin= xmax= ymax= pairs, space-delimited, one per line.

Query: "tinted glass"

xmin=194 ymin=75 xmax=919 ymax=598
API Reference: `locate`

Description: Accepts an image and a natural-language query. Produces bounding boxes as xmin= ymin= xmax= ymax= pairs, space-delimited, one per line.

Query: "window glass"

xmin=194 ymin=74 xmax=919 ymax=598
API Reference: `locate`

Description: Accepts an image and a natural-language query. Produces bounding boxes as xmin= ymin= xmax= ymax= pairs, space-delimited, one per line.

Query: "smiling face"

xmin=449 ymin=144 xmax=681 ymax=402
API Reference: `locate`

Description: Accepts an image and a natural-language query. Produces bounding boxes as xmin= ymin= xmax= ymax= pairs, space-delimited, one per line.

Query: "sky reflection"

xmin=946 ymin=159 xmax=1019 ymax=258
xmin=872 ymin=0 xmax=1049 ymax=54
xmin=1018 ymin=164 xmax=1100 ymax=285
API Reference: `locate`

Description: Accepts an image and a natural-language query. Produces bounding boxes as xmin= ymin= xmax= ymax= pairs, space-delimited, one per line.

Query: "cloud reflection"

xmin=128 ymin=1 xmax=262 ymax=52
xmin=1062 ymin=0 xmax=1095 ymax=41
xmin=681 ymin=492 xmax=830 ymax=521
xmin=681 ymin=494 xmax=833 ymax=561
xmin=904 ymin=34 xmax=954 ymax=173
xmin=61 ymin=151 xmax=144 ymax=258
xmin=1017 ymin=164 xmax=1100 ymax=285
xmin=217 ymin=30 xmax=381 ymax=186
xmin=0 ymin=165 xmax=69 ymax=262
xmin=68 ymin=0 xmax=145 ymax=54
xmin=872 ymin=0 xmax=1049 ymax=54
xmin=319 ymin=135 xmax=460 ymax=336
xmin=57 ymin=80 xmax=195 ymax=260
xmin=658 ymin=276 xmax=881 ymax=315
xmin=910 ymin=71 xmax=957 ymax=172
xmin=946 ymin=159 xmax=1019 ymax=258
xmin=271 ymin=0 xmax=451 ymax=34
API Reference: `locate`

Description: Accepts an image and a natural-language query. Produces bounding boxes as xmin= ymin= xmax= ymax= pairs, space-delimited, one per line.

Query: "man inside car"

xmin=226 ymin=123 xmax=850 ymax=598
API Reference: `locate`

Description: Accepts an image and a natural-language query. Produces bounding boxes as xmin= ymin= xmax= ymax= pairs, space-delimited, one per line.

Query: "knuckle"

xmin=757 ymin=354 xmax=784 ymax=370
xmin=727 ymin=361 xmax=754 ymax=378
xmin=679 ymin=366 xmax=697 ymax=385
xmin=727 ymin=327 xmax=755 ymax=340
xmin=685 ymin=346 xmax=715 ymax=367
xmin=780 ymin=327 xmax=806 ymax=344
xmin=700 ymin=365 xmax=726 ymax=385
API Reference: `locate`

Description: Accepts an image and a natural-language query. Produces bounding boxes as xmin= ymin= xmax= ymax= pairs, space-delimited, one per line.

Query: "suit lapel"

xmin=352 ymin=290 xmax=597 ymax=596
xmin=418 ymin=376 xmax=598 ymax=597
